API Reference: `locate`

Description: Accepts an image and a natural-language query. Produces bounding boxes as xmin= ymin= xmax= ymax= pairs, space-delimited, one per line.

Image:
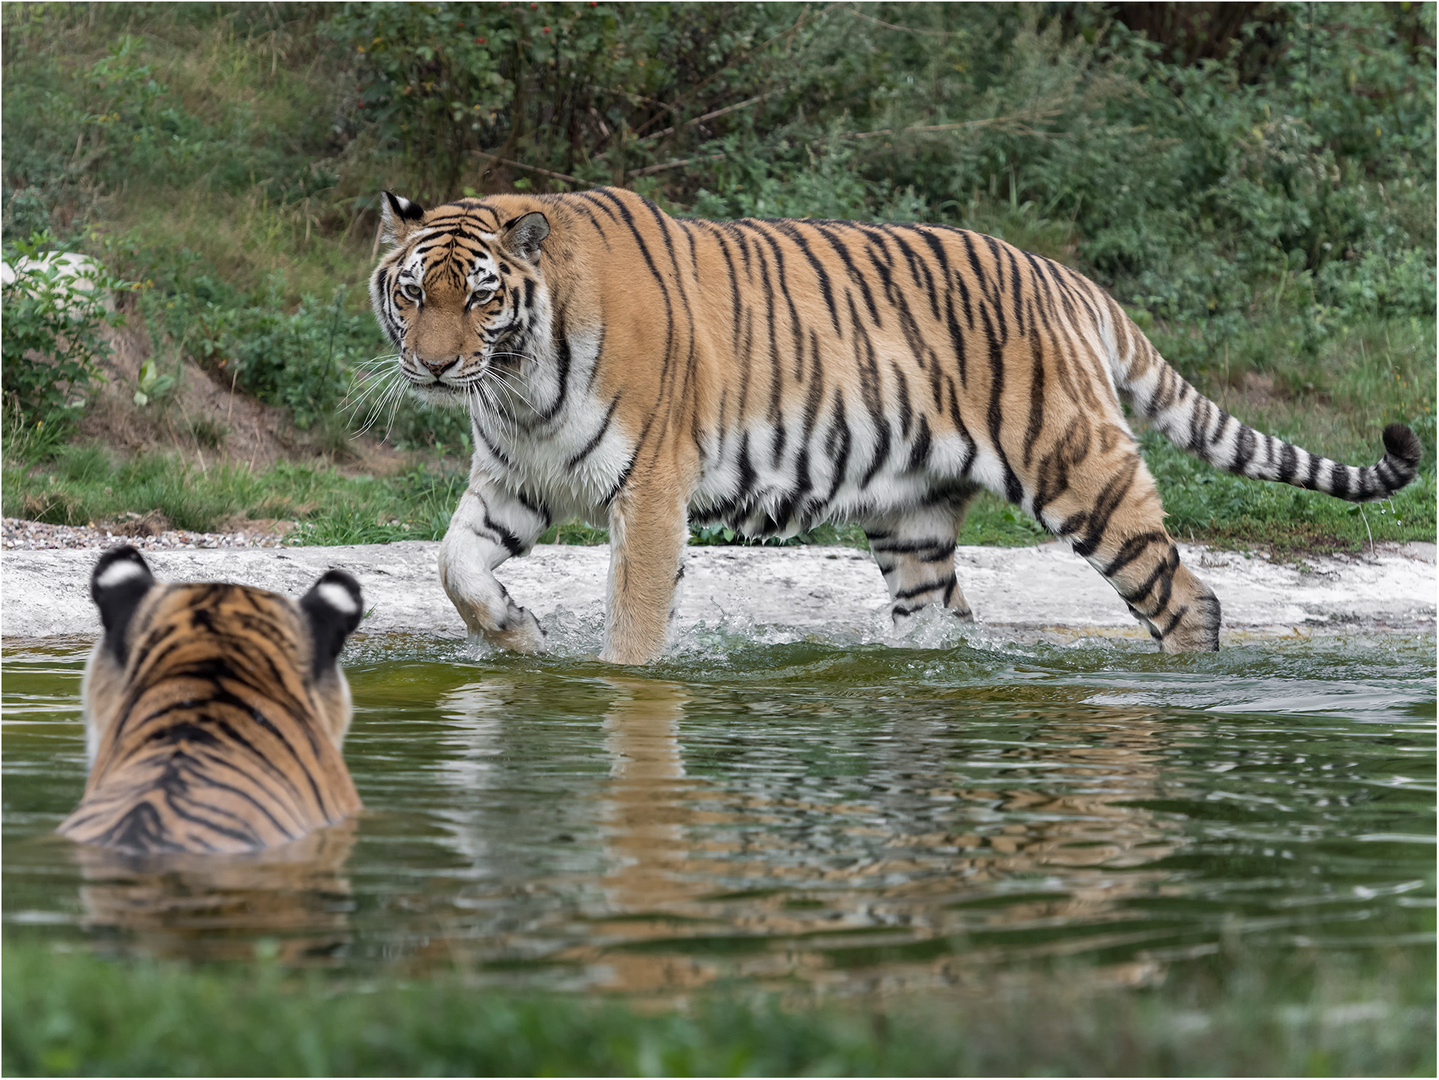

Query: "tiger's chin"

xmin=407 ymin=383 xmax=470 ymax=409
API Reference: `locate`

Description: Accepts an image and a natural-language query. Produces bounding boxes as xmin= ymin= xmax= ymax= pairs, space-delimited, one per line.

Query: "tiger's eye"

xmin=401 ymin=283 xmax=422 ymax=301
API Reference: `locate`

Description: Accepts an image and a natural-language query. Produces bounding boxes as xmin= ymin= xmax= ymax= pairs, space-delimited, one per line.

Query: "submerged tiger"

xmin=59 ymin=547 xmax=365 ymax=854
xmin=369 ymin=186 xmax=1422 ymax=663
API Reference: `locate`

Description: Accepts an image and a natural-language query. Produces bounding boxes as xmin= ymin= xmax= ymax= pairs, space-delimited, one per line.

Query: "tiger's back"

xmin=59 ymin=548 xmax=364 ymax=854
xmin=370 ymin=186 xmax=1422 ymax=662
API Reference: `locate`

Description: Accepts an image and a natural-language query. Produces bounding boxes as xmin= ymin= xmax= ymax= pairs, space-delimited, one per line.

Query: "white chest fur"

xmin=469 ymin=324 xmax=630 ymax=523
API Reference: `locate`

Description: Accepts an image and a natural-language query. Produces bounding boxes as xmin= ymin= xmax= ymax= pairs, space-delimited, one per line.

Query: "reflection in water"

xmin=566 ymin=680 xmax=1183 ymax=996
xmin=5 ymin=636 xmax=1432 ymax=999
xmin=70 ymin=819 xmax=357 ymax=964
xmin=590 ymin=679 xmax=709 ymax=992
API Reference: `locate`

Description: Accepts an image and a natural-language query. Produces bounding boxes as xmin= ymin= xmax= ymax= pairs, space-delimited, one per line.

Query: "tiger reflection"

xmin=70 ymin=818 xmax=357 ymax=965
xmin=392 ymin=677 xmax=1185 ymax=996
xmin=577 ymin=683 xmax=1181 ymax=997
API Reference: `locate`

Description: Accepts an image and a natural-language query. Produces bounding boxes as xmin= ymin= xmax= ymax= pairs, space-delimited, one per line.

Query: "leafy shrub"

xmin=224 ymin=283 xmax=380 ymax=430
xmin=326 ymin=2 xmax=806 ymax=199
xmin=0 ymin=233 xmax=128 ymax=428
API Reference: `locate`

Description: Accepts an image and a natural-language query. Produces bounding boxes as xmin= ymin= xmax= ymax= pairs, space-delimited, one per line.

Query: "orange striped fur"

xmin=370 ymin=187 xmax=1421 ymax=661
xmin=60 ymin=548 xmax=364 ymax=853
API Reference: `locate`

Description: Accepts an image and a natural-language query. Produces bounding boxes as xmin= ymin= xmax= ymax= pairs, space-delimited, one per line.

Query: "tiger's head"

xmin=369 ymin=192 xmax=553 ymax=411
xmin=82 ymin=547 xmax=365 ymax=769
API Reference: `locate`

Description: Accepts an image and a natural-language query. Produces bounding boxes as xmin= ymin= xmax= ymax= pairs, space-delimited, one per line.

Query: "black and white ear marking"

xmin=299 ymin=570 xmax=364 ymax=677
xmin=379 ymin=191 xmax=427 ymax=245
xmin=501 ymin=211 xmax=550 ymax=261
xmin=91 ymin=546 xmax=155 ymax=665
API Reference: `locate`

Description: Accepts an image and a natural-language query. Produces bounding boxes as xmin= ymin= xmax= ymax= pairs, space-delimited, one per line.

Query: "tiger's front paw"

xmin=485 ymin=606 xmax=545 ymax=654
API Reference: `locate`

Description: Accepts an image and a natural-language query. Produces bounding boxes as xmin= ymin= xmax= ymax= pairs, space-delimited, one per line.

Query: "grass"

xmin=2 ymin=423 xmax=1432 ymax=553
xmin=2 ymin=942 xmax=1431 ymax=1077
xmin=1144 ymin=427 xmax=1436 ymax=555
xmin=0 ymin=443 xmax=466 ymax=545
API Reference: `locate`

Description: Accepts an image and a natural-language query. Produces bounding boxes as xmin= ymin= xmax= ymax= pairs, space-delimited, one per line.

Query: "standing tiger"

xmin=59 ymin=547 xmax=365 ymax=854
xmin=370 ymin=186 xmax=1422 ymax=663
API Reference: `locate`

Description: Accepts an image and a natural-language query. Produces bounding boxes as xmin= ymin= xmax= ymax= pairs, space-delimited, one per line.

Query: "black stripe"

xmin=481 ymin=508 xmax=524 ymax=557
xmin=700 ymin=221 xmax=745 ymax=357
xmin=1069 ymin=455 xmax=1139 ymax=558
xmin=602 ymin=450 xmax=638 ymax=505
xmin=978 ymin=304 xmax=1023 ymax=504
xmin=1231 ymin=424 xmax=1257 ymax=474
xmin=916 ymin=229 xmax=968 ymax=393
xmin=1277 ymin=441 xmax=1298 ymax=484
xmin=821 ymin=390 xmax=852 ymax=504
xmin=1101 ymin=530 xmax=1167 ymax=578
xmin=811 ymin=223 xmax=883 ymax=327
xmin=1156 ymin=603 xmax=1190 ymax=639
xmin=591 ymin=189 xmax=677 ymax=462
xmin=771 ymin=221 xmax=842 ymax=336
xmin=944 ymin=378 xmax=976 ymax=477
xmin=907 ymin=415 xmax=932 ymax=473
xmin=736 ymin=433 xmax=758 ymax=502
xmin=738 ymin=225 xmax=783 ymax=426
xmin=870 ymin=539 xmax=955 ymax=558
xmin=883 ymin=225 xmax=942 ymax=320
xmin=845 ymin=292 xmax=892 ymax=488
xmin=855 ymin=226 xmax=931 ymax=376
xmin=534 ymin=320 xmax=571 ymax=423
xmin=893 ymin=572 xmax=957 ymax=601
xmin=893 ymin=362 xmax=913 ymax=439
xmin=1329 ymin=463 xmax=1350 ymax=499
xmin=1118 ymin=544 xmax=1178 ymax=607
xmin=566 ymin=394 xmax=622 ymax=468
xmin=975 ymin=235 xmax=1010 ymax=341
xmin=1022 ymin=333 xmax=1045 ymax=469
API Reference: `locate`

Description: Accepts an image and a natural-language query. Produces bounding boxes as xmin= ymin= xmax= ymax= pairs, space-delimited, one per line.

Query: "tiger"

xmin=58 ymin=546 xmax=365 ymax=854
xmin=368 ymin=185 xmax=1423 ymax=664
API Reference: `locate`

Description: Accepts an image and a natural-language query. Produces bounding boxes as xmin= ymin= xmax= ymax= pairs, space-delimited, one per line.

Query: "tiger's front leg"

xmin=601 ymin=477 xmax=689 ymax=665
xmin=438 ymin=479 xmax=549 ymax=653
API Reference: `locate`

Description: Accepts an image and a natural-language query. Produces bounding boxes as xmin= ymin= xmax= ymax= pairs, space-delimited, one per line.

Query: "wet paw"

xmin=489 ymin=607 xmax=545 ymax=654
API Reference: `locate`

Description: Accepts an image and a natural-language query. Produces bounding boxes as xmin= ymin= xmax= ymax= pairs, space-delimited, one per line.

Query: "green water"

xmin=3 ymin=626 xmax=1434 ymax=1001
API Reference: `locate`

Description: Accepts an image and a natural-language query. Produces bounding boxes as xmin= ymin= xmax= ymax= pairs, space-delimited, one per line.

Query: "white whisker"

xmin=353 ymin=373 xmax=407 ymax=437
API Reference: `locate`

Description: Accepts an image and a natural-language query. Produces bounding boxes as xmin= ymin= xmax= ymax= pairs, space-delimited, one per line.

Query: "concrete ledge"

xmin=3 ymin=541 xmax=1433 ymax=644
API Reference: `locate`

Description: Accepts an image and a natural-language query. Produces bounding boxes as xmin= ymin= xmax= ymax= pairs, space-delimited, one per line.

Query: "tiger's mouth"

xmin=399 ymin=357 xmax=470 ymax=408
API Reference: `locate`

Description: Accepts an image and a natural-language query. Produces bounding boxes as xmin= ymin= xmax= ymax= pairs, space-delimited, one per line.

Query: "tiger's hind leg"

xmin=1041 ymin=449 xmax=1221 ymax=652
xmin=864 ymin=491 xmax=978 ymax=629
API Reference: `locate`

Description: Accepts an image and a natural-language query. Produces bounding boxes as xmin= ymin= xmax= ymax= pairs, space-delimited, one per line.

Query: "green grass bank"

xmin=3 ymin=943 xmax=1432 ymax=1077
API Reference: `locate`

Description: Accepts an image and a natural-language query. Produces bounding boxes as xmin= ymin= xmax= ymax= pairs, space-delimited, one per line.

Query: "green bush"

xmin=0 ymin=233 xmax=128 ymax=433
xmin=326 ymin=3 xmax=802 ymax=199
xmin=224 ymin=283 xmax=379 ymax=430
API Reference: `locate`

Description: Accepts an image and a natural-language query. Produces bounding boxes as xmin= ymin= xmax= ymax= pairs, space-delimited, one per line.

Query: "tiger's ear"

xmin=300 ymin=570 xmax=364 ymax=677
xmin=91 ymin=546 xmax=155 ymax=665
xmin=501 ymin=211 xmax=549 ymax=262
xmin=379 ymin=191 xmax=426 ymax=246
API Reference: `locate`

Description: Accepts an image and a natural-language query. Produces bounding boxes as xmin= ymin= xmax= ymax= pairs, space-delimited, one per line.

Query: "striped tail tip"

xmin=1376 ymin=422 xmax=1423 ymax=494
xmin=1382 ymin=422 xmax=1422 ymax=473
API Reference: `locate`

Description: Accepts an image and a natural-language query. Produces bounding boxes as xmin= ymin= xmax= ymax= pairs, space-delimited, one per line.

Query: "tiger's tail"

xmin=1106 ymin=307 xmax=1423 ymax=502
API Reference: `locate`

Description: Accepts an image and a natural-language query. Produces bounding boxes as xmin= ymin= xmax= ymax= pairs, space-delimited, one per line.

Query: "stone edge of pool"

xmin=3 ymin=540 xmax=1433 ymax=644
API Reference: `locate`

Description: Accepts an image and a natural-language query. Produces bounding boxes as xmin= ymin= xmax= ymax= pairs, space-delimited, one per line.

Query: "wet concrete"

xmin=3 ymin=540 xmax=1433 ymax=645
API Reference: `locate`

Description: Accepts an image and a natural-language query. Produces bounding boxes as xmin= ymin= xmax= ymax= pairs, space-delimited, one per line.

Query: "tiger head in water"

xmin=59 ymin=547 xmax=365 ymax=854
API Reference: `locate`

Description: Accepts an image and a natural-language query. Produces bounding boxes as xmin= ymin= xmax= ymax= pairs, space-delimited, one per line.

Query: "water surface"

xmin=4 ymin=623 xmax=1433 ymax=1001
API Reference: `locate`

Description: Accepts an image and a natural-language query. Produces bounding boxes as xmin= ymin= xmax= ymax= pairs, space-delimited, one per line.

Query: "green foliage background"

xmin=1 ymin=2 xmax=1433 ymax=549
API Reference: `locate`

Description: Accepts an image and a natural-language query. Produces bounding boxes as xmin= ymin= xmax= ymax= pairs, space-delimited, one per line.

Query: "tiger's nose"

xmin=419 ymin=356 xmax=461 ymax=378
